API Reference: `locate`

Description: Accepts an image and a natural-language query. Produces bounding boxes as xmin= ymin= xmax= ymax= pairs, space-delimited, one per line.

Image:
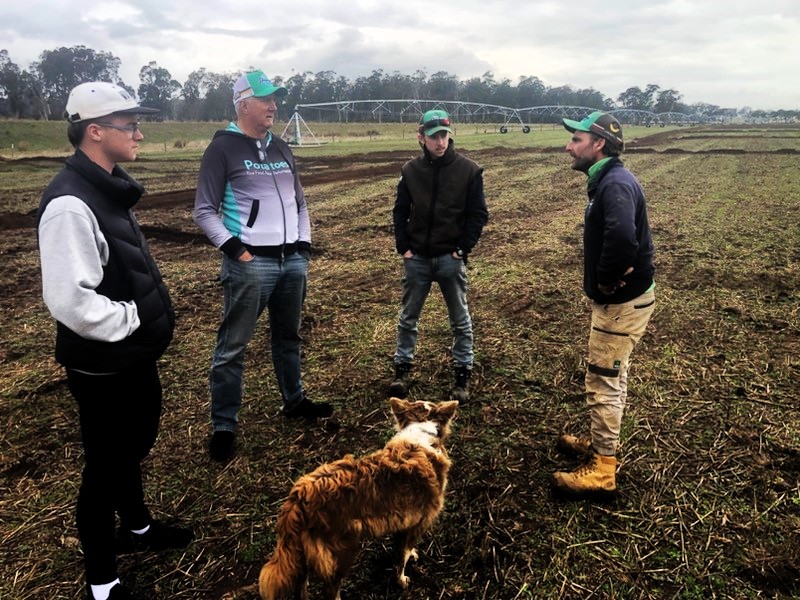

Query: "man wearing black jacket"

xmin=37 ymin=82 xmax=192 ymax=600
xmin=553 ymin=111 xmax=656 ymax=496
xmin=390 ymin=109 xmax=489 ymax=402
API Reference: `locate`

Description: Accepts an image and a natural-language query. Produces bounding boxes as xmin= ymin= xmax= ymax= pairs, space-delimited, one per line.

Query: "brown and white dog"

xmin=258 ymin=397 xmax=458 ymax=600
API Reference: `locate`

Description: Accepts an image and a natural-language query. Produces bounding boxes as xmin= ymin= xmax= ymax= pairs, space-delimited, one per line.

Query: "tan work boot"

xmin=555 ymin=434 xmax=592 ymax=458
xmin=552 ymin=452 xmax=617 ymax=496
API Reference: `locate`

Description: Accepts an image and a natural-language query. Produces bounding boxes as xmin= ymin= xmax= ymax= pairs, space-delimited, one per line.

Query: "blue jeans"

xmin=395 ymin=253 xmax=473 ymax=367
xmin=210 ymin=253 xmax=308 ymax=431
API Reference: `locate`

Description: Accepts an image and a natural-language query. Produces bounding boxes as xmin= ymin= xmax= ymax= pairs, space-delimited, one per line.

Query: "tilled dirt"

xmin=1 ymin=135 xmax=799 ymax=600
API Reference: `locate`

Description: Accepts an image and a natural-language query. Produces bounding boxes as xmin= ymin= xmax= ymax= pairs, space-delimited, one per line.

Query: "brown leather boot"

xmin=555 ymin=434 xmax=592 ymax=458
xmin=552 ymin=451 xmax=617 ymax=495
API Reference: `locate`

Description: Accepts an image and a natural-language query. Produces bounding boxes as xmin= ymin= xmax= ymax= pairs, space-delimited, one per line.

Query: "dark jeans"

xmin=210 ymin=253 xmax=309 ymax=431
xmin=67 ymin=363 xmax=162 ymax=584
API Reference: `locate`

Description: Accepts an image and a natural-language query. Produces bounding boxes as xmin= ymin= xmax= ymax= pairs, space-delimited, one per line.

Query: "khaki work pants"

xmin=585 ymin=289 xmax=655 ymax=456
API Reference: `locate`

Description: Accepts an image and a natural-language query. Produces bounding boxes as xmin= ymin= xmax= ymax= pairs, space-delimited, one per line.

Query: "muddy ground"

xmin=1 ymin=128 xmax=799 ymax=599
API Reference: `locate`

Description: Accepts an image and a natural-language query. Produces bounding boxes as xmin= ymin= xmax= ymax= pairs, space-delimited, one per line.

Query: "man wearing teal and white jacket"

xmin=194 ymin=70 xmax=332 ymax=462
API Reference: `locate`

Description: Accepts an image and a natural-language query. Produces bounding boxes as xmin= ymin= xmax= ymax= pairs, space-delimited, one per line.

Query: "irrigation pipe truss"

xmin=281 ymin=99 xmax=701 ymax=145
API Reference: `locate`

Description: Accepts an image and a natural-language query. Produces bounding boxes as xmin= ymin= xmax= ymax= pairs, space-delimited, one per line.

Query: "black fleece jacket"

xmin=583 ymin=157 xmax=655 ymax=303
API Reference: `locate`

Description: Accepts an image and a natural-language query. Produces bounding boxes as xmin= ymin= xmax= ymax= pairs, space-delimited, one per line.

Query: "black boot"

xmin=209 ymin=430 xmax=236 ymax=462
xmin=282 ymin=396 xmax=334 ymax=420
xmin=388 ymin=362 xmax=412 ymax=397
xmin=115 ymin=520 xmax=194 ymax=554
xmin=451 ymin=365 xmax=471 ymax=403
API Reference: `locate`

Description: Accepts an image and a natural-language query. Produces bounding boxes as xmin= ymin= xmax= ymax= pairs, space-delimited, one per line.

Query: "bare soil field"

xmin=1 ymin=126 xmax=799 ymax=599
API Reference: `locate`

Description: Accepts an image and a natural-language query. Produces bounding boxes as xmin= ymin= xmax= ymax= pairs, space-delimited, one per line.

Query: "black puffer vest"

xmin=37 ymin=149 xmax=174 ymax=372
xmin=401 ymin=142 xmax=482 ymax=256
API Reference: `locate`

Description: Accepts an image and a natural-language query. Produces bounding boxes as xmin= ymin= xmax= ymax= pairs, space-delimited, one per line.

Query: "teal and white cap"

xmin=232 ymin=70 xmax=287 ymax=106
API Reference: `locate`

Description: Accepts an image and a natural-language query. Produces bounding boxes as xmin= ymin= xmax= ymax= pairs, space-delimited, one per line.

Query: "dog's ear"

xmin=389 ymin=397 xmax=410 ymax=415
xmin=432 ymin=400 xmax=458 ymax=426
xmin=389 ymin=397 xmax=412 ymax=427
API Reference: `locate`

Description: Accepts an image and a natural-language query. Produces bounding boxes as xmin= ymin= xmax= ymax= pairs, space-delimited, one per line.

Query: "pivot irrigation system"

xmin=281 ymin=99 xmax=700 ymax=146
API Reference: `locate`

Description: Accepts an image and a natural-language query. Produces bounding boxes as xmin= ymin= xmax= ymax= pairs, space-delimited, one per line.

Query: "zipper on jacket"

xmin=266 ymin=149 xmax=288 ymax=263
xmin=253 ymin=134 xmax=289 ymax=263
xmin=424 ymin=164 xmax=439 ymax=255
xmin=246 ymin=200 xmax=260 ymax=227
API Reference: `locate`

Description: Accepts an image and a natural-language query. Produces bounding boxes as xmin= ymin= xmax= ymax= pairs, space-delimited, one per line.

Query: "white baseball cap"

xmin=65 ymin=82 xmax=159 ymax=123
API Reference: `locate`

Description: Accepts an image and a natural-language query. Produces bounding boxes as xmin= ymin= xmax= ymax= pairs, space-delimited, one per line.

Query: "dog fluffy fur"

xmin=258 ymin=397 xmax=458 ymax=600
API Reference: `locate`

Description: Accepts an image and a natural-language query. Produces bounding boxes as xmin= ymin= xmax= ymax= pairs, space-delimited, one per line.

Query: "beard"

xmin=570 ymin=155 xmax=593 ymax=173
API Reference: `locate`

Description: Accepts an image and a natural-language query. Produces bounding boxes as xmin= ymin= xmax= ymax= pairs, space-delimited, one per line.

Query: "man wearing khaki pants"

xmin=553 ymin=111 xmax=656 ymax=496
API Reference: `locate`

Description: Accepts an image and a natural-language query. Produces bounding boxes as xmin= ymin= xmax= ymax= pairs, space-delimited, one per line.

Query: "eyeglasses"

xmin=95 ymin=122 xmax=141 ymax=136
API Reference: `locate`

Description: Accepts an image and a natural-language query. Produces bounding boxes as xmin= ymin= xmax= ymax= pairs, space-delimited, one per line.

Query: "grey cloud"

xmin=0 ymin=0 xmax=797 ymax=109
xmin=244 ymin=24 xmax=492 ymax=81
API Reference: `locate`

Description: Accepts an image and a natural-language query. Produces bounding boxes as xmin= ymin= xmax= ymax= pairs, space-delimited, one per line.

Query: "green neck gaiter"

xmin=587 ymin=156 xmax=613 ymax=190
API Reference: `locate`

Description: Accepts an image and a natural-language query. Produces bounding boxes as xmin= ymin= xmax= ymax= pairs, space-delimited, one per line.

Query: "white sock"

xmin=131 ymin=524 xmax=150 ymax=535
xmin=90 ymin=579 xmax=120 ymax=600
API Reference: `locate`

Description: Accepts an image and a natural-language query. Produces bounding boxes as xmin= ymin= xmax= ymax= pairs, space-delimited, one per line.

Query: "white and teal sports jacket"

xmin=193 ymin=123 xmax=310 ymax=259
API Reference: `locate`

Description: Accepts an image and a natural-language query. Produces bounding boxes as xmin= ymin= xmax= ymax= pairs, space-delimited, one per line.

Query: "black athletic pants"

xmin=67 ymin=362 xmax=161 ymax=584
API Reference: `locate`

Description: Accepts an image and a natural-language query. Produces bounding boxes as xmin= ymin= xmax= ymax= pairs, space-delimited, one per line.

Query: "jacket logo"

xmin=243 ymin=160 xmax=290 ymax=171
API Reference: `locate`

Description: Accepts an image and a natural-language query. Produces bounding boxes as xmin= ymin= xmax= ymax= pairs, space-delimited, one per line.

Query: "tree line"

xmin=1 ymin=46 xmax=796 ymax=123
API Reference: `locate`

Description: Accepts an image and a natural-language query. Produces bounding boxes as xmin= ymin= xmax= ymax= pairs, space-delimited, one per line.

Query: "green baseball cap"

xmin=420 ymin=109 xmax=452 ymax=136
xmin=232 ymin=70 xmax=287 ymax=106
xmin=563 ymin=111 xmax=624 ymax=151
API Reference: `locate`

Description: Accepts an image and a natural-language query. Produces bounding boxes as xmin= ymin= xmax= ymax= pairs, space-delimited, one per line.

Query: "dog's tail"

xmin=258 ymin=493 xmax=307 ymax=600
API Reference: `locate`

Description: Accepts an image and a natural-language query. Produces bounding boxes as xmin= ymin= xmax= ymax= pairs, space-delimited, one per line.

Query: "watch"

xmin=455 ymin=248 xmax=464 ymax=258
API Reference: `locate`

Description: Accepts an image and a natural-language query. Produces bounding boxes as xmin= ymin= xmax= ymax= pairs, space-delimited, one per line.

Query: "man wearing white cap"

xmin=194 ymin=70 xmax=332 ymax=462
xmin=37 ymin=82 xmax=192 ymax=600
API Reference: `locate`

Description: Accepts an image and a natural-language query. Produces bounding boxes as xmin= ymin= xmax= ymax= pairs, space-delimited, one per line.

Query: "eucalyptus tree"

xmin=138 ymin=61 xmax=181 ymax=119
xmin=32 ymin=45 xmax=124 ymax=119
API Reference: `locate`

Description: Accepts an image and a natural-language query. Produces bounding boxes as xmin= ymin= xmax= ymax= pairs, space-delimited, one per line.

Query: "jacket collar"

xmin=65 ymin=149 xmax=144 ymax=210
xmin=587 ymin=156 xmax=622 ymax=195
xmin=422 ymin=138 xmax=457 ymax=166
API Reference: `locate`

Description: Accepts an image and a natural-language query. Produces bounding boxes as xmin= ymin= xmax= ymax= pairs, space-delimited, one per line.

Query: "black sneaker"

xmin=87 ymin=583 xmax=138 ymax=599
xmin=282 ymin=397 xmax=333 ymax=420
xmin=209 ymin=430 xmax=236 ymax=462
xmin=115 ymin=520 xmax=194 ymax=554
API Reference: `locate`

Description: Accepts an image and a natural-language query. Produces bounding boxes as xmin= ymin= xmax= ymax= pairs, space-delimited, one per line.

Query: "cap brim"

xmin=423 ymin=125 xmax=452 ymax=136
xmin=114 ymin=106 xmax=160 ymax=115
xmin=562 ymin=118 xmax=585 ymax=133
xmin=255 ymin=86 xmax=288 ymax=98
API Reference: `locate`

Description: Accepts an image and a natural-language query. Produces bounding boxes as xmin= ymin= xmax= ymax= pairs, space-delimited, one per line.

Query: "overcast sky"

xmin=1 ymin=0 xmax=798 ymax=110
